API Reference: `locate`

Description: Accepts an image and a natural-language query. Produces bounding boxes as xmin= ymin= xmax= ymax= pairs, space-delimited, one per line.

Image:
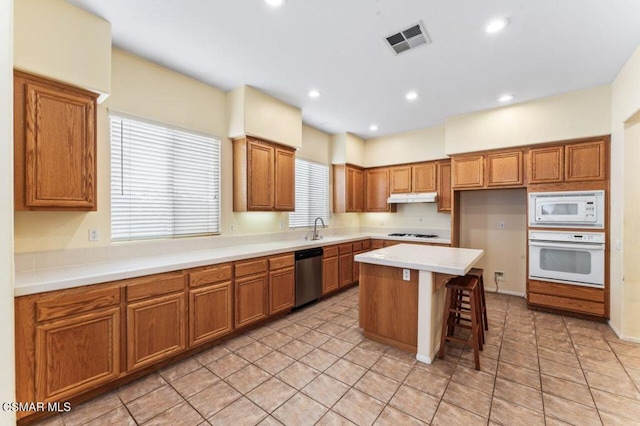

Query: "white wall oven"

xmin=528 ymin=231 xmax=605 ymax=287
xmin=529 ymin=190 xmax=604 ymax=229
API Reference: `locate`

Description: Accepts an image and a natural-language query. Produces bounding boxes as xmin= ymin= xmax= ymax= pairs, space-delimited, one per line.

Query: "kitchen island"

xmin=354 ymin=244 xmax=483 ymax=364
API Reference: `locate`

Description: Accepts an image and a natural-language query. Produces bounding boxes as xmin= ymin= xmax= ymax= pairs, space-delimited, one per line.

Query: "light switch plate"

xmin=403 ymin=269 xmax=410 ymax=281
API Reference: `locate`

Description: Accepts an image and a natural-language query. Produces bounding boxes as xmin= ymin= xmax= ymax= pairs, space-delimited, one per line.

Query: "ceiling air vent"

xmin=385 ymin=22 xmax=431 ymax=55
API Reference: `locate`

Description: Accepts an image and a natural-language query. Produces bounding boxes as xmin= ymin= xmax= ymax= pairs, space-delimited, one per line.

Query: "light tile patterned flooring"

xmin=34 ymin=287 xmax=640 ymax=426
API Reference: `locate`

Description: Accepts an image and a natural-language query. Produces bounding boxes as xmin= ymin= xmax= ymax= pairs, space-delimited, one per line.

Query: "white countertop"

xmin=15 ymin=233 xmax=451 ymax=297
xmin=354 ymin=244 xmax=483 ymax=276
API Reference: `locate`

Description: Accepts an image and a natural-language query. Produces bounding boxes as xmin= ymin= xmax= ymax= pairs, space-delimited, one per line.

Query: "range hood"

xmin=387 ymin=192 xmax=438 ymax=203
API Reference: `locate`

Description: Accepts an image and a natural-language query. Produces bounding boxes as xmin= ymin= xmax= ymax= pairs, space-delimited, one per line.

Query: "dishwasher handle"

xmin=295 ymin=247 xmax=323 ymax=260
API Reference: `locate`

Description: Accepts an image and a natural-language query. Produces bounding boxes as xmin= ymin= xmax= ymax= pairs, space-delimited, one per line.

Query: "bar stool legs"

xmin=469 ymin=268 xmax=489 ymax=332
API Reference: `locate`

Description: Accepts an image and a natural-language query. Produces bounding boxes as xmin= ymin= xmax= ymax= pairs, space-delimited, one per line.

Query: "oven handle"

xmin=528 ymin=241 xmax=604 ymax=250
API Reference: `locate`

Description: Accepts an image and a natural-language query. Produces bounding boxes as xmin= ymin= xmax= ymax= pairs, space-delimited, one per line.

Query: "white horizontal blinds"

xmin=110 ymin=114 xmax=220 ymax=241
xmin=289 ymin=158 xmax=329 ymax=228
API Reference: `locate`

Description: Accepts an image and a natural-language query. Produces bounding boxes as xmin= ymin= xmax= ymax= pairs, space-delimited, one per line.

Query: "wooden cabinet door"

xmin=486 ymin=150 xmax=524 ymax=187
xmin=437 ymin=161 xmax=452 ymax=212
xmin=412 ymin=163 xmax=437 ymax=192
xmin=15 ymin=72 xmax=97 ymax=210
xmin=352 ymin=251 xmax=362 ymax=283
xmin=274 ymin=147 xmax=295 ymax=211
xmin=322 ymin=256 xmax=339 ymax=295
xmin=452 ymin=155 xmax=484 ymax=188
xmin=339 ymin=253 xmax=353 ymax=288
xmin=269 ymin=267 xmax=295 ymax=315
xmin=235 ymin=273 xmax=268 ymax=328
xmin=529 ymin=146 xmax=564 ymax=184
xmin=189 ymin=281 xmax=233 ymax=347
xmin=565 ymin=140 xmax=606 ymax=182
xmin=247 ymin=140 xmax=275 ymax=210
xmin=127 ymin=293 xmax=186 ymax=371
xmin=347 ymin=166 xmax=364 ymax=212
xmin=35 ymin=307 xmax=120 ymax=402
xmin=365 ymin=168 xmax=394 ymax=212
xmin=390 ymin=166 xmax=412 ymax=193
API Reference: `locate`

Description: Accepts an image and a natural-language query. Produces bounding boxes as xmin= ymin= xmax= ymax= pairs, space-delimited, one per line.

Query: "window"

xmin=289 ymin=158 xmax=329 ymax=228
xmin=110 ymin=113 xmax=221 ymax=241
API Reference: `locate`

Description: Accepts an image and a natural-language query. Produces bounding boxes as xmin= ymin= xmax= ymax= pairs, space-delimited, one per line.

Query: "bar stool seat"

xmin=467 ymin=268 xmax=489 ymax=332
xmin=438 ymin=274 xmax=483 ymax=370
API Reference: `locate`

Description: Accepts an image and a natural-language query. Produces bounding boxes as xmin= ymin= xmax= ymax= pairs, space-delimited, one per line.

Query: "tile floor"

xmin=34 ymin=287 xmax=640 ymax=426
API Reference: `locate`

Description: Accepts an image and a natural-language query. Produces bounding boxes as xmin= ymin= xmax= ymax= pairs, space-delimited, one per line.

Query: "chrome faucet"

xmin=311 ymin=217 xmax=326 ymax=241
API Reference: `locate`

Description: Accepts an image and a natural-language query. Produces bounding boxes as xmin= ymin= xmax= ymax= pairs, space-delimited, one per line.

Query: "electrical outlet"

xmin=88 ymin=228 xmax=99 ymax=242
xmin=494 ymin=271 xmax=505 ymax=282
xmin=499 ymin=221 xmax=505 ymax=229
xmin=229 ymin=224 xmax=235 ymax=233
xmin=403 ymin=269 xmax=410 ymax=281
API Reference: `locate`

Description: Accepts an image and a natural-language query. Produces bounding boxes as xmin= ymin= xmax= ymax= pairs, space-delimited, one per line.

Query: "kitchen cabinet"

xmin=322 ymin=246 xmax=340 ymax=295
xmin=233 ymin=137 xmax=295 ymax=212
xmin=390 ymin=163 xmax=437 ymax=194
xmin=188 ymin=264 xmax=233 ymax=347
xmin=351 ymin=240 xmax=370 ymax=283
xmin=333 ymin=164 xmax=364 ymax=213
xmin=126 ymin=272 xmax=187 ymax=371
xmin=565 ymin=139 xmax=606 ymax=182
xmin=14 ymin=71 xmax=97 ymax=211
xmin=452 ymin=155 xmax=484 ymax=189
xmin=486 ymin=150 xmax=524 ymax=186
xmin=338 ymin=244 xmax=353 ymax=288
xmin=235 ymin=258 xmax=269 ymax=328
xmin=528 ymin=146 xmax=564 ymax=184
xmin=528 ymin=280 xmax=606 ymax=317
xmin=437 ymin=161 xmax=452 ymax=212
xmin=268 ymin=254 xmax=295 ymax=315
xmin=365 ymin=167 xmax=397 ymax=212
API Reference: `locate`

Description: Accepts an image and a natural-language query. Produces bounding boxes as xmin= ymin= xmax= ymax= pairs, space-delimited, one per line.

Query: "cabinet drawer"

xmin=36 ymin=285 xmax=120 ymax=323
xmin=339 ymin=244 xmax=353 ymax=254
xmin=362 ymin=239 xmax=371 ymax=250
xmin=529 ymin=281 xmax=604 ymax=302
xmin=352 ymin=241 xmax=363 ymax=252
xmin=269 ymin=254 xmax=294 ymax=271
xmin=235 ymin=259 xmax=268 ymax=278
xmin=528 ymin=293 xmax=605 ymax=317
xmin=323 ymin=246 xmax=339 ymax=258
xmin=126 ymin=272 xmax=185 ymax=302
xmin=371 ymin=240 xmax=384 ymax=249
xmin=189 ymin=264 xmax=232 ymax=288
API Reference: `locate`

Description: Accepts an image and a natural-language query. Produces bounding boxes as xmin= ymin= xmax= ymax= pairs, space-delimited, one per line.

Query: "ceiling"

xmin=69 ymin=0 xmax=640 ymax=139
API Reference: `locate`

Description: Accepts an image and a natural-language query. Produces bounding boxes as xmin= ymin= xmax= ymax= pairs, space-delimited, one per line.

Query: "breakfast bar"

xmin=355 ymin=244 xmax=484 ymax=364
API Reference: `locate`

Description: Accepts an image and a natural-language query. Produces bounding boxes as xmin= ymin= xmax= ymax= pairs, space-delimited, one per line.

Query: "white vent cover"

xmin=385 ymin=22 xmax=431 ymax=55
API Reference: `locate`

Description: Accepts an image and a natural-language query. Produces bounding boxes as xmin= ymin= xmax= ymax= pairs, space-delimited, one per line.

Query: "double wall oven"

xmin=528 ymin=191 xmax=606 ymax=288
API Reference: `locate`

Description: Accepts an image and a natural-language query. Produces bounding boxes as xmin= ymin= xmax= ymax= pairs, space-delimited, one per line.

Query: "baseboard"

xmin=608 ymin=320 xmax=640 ymax=344
xmin=485 ymin=287 xmax=526 ymax=297
xmin=416 ymin=342 xmax=441 ymax=365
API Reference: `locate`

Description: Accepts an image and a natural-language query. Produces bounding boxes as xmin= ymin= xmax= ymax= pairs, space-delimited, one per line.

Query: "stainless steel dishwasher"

xmin=295 ymin=247 xmax=323 ymax=308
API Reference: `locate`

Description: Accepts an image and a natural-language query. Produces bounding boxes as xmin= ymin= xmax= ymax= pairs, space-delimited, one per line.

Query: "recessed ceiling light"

xmin=405 ymin=91 xmax=418 ymax=101
xmin=370 ymin=124 xmax=379 ymax=131
xmin=485 ymin=18 xmax=509 ymax=34
xmin=308 ymin=90 xmax=321 ymax=99
xmin=265 ymin=0 xmax=286 ymax=8
xmin=499 ymin=94 xmax=514 ymax=102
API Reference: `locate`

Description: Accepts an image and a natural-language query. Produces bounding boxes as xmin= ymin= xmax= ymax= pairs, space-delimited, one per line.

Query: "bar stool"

xmin=438 ymin=274 xmax=483 ymax=370
xmin=467 ymin=268 xmax=489 ymax=332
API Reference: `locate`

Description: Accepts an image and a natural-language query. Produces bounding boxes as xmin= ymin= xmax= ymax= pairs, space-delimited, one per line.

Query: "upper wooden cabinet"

xmin=528 ymin=138 xmax=607 ymax=185
xmin=333 ymin=164 xmax=364 ymax=213
xmin=486 ymin=150 xmax=524 ymax=187
xmin=390 ymin=163 xmax=437 ymax=194
xmin=452 ymin=155 xmax=484 ymax=189
xmin=14 ymin=71 xmax=97 ymax=211
xmin=437 ymin=161 xmax=452 ymax=212
xmin=233 ymin=137 xmax=295 ymax=212
xmin=365 ymin=167 xmax=397 ymax=212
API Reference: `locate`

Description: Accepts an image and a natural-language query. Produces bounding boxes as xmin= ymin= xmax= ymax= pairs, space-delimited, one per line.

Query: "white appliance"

xmin=387 ymin=192 xmax=437 ymax=203
xmin=528 ymin=230 xmax=605 ymax=287
xmin=529 ymin=190 xmax=604 ymax=229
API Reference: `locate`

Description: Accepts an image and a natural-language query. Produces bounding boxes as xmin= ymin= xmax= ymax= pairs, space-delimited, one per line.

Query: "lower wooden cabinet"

xmin=189 ymin=282 xmax=233 ymax=347
xmin=269 ymin=267 xmax=295 ymax=315
xmin=35 ymin=307 xmax=120 ymax=402
xmin=323 ymin=256 xmax=339 ymax=295
xmin=528 ymin=280 xmax=606 ymax=317
xmin=127 ymin=292 xmax=186 ymax=371
xmin=235 ymin=273 xmax=268 ymax=328
xmin=339 ymin=253 xmax=353 ymax=288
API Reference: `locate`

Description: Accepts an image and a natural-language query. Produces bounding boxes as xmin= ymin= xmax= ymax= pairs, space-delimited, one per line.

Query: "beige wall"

xmin=365 ymin=125 xmax=447 ymax=167
xmin=1 ymin=0 xmax=15 ymax=422
xmin=345 ymin=133 xmax=365 ymax=166
xmin=13 ymin=0 xmax=111 ymax=97
xmin=445 ymin=86 xmax=612 ymax=155
xmin=298 ymin=124 xmax=330 ymax=163
xmin=611 ymin=44 xmax=640 ymax=340
xmin=228 ymin=85 xmax=303 ymax=149
xmin=459 ymin=189 xmax=528 ymax=296
xmin=359 ymin=204 xmax=451 ymax=232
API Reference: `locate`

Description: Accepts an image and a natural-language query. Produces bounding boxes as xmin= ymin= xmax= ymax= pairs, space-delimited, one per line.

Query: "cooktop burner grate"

xmin=387 ymin=233 xmax=438 ymax=238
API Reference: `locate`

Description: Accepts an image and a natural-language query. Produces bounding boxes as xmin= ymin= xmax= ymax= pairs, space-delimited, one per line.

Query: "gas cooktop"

xmin=388 ymin=233 xmax=439 ymax=238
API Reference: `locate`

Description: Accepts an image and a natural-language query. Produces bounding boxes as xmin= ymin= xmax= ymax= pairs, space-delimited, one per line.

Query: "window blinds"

xmin=289 ymin=158 xmax=330 ymax=228
xmin=110 ymin=114 xmax=221 ymax=241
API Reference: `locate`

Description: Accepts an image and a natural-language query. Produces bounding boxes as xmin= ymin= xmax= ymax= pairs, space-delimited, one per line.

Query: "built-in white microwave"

xmin=529 ymin=190 xmax=605 ymax=229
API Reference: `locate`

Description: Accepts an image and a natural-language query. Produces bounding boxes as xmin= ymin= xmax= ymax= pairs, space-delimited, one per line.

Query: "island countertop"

xmin=354 ymin=243 xmax=484 ymax=276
